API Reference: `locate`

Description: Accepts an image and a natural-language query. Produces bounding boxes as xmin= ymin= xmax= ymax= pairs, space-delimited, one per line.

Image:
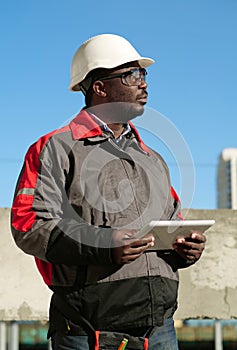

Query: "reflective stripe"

xmin=17 ymin=188 xmax=35 ymax=196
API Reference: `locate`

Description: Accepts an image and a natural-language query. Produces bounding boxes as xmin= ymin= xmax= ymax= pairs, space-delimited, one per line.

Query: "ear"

xmin=92 ymin=80 xmax=107 ymax=97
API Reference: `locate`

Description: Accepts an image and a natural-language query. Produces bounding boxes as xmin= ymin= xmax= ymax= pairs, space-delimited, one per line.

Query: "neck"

xmin=108 ymin=123 xmax=124 ymax=139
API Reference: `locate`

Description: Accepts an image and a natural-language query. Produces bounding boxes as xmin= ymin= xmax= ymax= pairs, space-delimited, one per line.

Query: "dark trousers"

xmin=51 ymin=318 xmax=179 ymax=350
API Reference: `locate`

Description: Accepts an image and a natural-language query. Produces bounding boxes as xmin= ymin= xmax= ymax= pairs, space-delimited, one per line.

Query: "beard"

xmin=86 ymin=102 xmax=145 ymax=124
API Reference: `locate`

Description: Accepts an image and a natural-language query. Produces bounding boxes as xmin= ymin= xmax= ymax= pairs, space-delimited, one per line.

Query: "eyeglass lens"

xmin=123 ymin=68 xmax=147 ymax=86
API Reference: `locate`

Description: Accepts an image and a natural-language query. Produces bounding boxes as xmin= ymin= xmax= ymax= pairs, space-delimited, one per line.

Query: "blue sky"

xmin=1 ymin=0 xmax=236 ymax=209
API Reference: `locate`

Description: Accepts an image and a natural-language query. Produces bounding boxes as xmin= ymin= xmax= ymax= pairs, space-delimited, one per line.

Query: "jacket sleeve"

xmin=11 ymin=135 xmax=113 ymax=266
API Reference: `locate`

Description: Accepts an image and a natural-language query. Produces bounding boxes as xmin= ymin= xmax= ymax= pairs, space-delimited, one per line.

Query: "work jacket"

xmin=11 ymin=109 xmax=190 ymax=333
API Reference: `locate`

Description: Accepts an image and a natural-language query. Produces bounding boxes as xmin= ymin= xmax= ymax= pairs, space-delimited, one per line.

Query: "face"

xmin=88 ymin=62 xmax=148 ymax=123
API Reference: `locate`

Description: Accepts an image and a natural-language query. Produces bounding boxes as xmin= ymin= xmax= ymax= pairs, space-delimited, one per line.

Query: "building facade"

xmin=217 ymin=148 xmax=237 ymax=209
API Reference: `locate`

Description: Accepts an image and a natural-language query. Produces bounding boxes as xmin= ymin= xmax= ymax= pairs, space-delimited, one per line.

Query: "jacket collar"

xmin=69 ymin=109 xmax=103 ymax=140
xmin=69 ymin=109 xmax=150 ymax=154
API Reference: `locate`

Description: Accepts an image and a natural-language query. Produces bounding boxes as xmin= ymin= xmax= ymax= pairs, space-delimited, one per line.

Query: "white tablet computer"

xmin=132 ymin=220 xmax=215 ymax=250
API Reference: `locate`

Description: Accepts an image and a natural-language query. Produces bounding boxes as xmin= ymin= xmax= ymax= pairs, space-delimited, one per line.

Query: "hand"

xmin=172 ymin=231 xmax=206 ymax=262
xmin=111 ymin=229 xmax=155 ymax=264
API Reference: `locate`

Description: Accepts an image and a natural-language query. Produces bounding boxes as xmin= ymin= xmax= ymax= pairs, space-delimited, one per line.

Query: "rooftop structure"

xmin=217 ymin=148 xmax=237 ymax=209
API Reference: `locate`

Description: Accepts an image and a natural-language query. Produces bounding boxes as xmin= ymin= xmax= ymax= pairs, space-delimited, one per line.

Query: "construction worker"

xmin=11 ymin=34 xmax=206 ymax=350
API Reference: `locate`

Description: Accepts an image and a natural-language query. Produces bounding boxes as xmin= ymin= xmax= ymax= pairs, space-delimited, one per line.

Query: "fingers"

xmin=173 ymin=231 xmax=206 ymax=261
xmin=111 ymin=230 xmax=155 ymax=264
xmin=129 ymin=235 xmax=155 ymax=248
xmin=190 ymin=231 xmax=206 ymax=243
xmin=119 ymin=243 xmax=151 ymax=263
xmin=112 ymin=229 xmax=154 ymax=247
xmin=175 ymin=231 xmax=206 ymax=244
xmin=111 ymin=244 xmax=145 ymax=265
xmin=173 ymin=245 xmax=203 ymax=261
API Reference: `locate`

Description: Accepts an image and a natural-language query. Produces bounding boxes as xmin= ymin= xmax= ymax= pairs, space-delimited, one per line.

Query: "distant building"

xmin=217 ymin=148 xmax=237 ymax=209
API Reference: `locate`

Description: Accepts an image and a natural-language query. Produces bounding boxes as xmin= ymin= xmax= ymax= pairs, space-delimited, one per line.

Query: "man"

xmin=11 ymin=34 xmax=206 ymax=350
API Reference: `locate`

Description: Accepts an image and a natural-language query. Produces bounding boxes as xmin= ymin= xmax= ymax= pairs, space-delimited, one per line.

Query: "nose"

xmin=138 ymin=79 xmax=148 ymax=89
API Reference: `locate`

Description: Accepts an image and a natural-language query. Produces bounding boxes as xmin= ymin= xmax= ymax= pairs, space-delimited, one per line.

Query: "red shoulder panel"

xmin=11 ymin=126 xmax=69 ymax=232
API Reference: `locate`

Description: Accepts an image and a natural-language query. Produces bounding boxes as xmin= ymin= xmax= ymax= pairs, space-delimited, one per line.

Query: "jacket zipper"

xmin=108 ymin=139 xmax=144 ymax=227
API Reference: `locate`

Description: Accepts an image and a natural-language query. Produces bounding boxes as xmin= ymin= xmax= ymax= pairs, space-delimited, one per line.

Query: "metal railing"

xmin=1 ymin=319 xmax=236 ymax=350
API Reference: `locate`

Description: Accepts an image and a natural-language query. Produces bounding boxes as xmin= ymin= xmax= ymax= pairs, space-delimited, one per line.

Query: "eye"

xmin=128 ymin=74 xmax=138 ymax=84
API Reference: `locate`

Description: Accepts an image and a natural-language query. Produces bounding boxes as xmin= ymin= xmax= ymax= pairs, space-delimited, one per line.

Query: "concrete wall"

xmin=175 ymin=209 xmax=237 ymax=320
xmin=0 ymin=208 xmax=51 ymax=321
xmin=1 ymin=208 xmax=237 ymax=321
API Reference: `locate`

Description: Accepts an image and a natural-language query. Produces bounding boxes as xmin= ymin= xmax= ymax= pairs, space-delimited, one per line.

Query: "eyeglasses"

xmin=97 ymin=68 xmax=147 ymax=86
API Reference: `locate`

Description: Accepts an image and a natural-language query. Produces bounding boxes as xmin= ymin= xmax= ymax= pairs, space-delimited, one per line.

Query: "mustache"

xmin=137 ymin=91 xmax=148 ymax=99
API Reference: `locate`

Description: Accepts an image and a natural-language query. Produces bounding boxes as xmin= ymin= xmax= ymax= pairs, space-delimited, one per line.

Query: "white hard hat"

xmin=69 ymin=33 xmax=154 ymax=92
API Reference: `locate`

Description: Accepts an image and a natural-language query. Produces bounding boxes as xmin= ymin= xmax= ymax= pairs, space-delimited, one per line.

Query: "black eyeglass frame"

xmin=96 ymin=68 xmax=147 ymax=86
